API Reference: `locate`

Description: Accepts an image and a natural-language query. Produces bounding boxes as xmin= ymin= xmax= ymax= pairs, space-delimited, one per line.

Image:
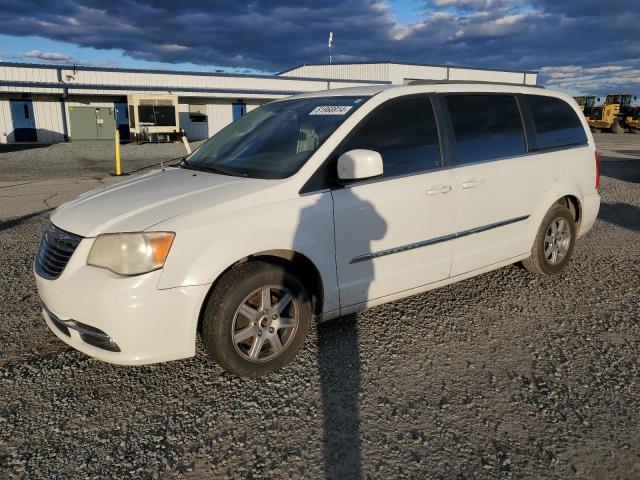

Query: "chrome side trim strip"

xmin=350 ymin=215 xmax=530 ymax=264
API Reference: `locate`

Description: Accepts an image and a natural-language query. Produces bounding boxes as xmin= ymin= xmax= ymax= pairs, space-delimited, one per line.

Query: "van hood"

xmin=51 ymin=168 xmax=269 ymax=237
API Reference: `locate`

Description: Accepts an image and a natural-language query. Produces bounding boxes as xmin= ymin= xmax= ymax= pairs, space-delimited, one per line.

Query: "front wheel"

xmin=522 ymin=204 xmax=576 ymax=275
xmin=202 ymin=261 xmax=311 ymax=377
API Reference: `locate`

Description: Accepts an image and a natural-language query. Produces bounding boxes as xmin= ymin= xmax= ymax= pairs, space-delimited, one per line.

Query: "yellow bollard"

xmin=114 ymin=130 xmax=122 ymax=176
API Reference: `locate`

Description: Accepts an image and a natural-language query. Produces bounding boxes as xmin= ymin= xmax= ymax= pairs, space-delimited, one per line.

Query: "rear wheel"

xmin=611 ymin=119 xmax=625 ymax=134
xmin=629 ymin=128 xmax=639 ymax=134
xmin=522 ymin=204 xmax=576 ymax=275
xmin=202 ymin=261 xmax=311 ymax=377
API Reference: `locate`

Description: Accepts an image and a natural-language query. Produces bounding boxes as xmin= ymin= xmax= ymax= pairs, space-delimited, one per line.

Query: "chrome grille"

xmin=35 ymin=223 xmax=82 ymax=280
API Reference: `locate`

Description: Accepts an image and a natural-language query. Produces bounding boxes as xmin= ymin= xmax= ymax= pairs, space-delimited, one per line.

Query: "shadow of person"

xmin=294 ymin=186 xmax=386 ymax=480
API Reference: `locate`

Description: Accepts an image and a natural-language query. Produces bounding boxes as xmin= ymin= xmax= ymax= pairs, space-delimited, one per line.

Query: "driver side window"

xmin=341 ymin=96 xmax=442 ymax=178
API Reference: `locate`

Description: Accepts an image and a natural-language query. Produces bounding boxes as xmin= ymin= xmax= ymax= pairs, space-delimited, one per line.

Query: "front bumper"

xmin=35 ymin=238 xmax=210 ymax=365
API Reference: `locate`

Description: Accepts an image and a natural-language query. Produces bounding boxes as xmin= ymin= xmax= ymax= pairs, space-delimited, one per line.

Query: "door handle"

xmin=461 ymin=178 xmax=485 ymax=189
xmin=426 ymin=185 xmax=452 ymax=195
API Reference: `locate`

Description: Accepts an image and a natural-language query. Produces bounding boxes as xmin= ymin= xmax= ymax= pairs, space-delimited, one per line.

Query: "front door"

xmin=331 ymin=95 xmax=456 ymax=308
xmin=10 ymin=100 xmax=37 ymax=142
xmin=444 ymin=94 xmax=543 ymax=276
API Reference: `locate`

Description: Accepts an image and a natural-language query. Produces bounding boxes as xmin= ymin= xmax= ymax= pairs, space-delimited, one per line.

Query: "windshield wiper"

xmin=184 ymin=163 xmax=248 ymax=177
xmin=206 ymin=165 xmax=249 ymax=177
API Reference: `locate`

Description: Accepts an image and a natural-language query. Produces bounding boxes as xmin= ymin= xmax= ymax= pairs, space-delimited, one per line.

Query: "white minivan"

xmin=35 ymin=82 xmax=600 ymax=376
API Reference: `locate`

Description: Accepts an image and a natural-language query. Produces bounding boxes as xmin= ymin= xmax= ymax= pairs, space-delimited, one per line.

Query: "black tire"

xmin=522 ymin=204 xmax=576 ymax=275
xmin=589 ymin=126 xmax=599 ymax=133
xmin=629 ymin=128 xmax=639 ymax=134
xmin=611 ymin=119 xmax=625 ymax=134
xmin=202 ymin=260 xmax=311 ymax=377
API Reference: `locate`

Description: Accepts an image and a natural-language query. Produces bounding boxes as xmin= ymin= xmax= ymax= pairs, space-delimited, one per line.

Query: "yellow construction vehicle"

xmin=587 ymin=93 xmax=636 ymax=134
xmin=574 ymin=95 xmax=596 ymax=117
xmin=627 ymin=106 xmax=640 ymax=134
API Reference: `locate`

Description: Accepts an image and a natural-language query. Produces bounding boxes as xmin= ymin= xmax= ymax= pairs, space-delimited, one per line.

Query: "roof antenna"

xmin=328 ymin=32 xmax=333 ymax=64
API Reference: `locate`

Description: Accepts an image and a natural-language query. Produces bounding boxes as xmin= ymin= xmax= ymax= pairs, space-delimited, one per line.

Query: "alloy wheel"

xmin=231 ymin=285 xmax=299 ymax=362
xmin=544 ymin=217 xmax=571 ymax=265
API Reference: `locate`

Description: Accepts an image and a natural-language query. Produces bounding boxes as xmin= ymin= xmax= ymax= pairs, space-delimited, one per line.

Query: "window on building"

xmin=137 ymin=105 xmax=176 ymax=127
xmin=526 ymin=95 xmax=587 ymax=150
xmin=340 ymin=96 xmax=441 ymax=178
xmin=189 ymin=104 xmax=208 ymax=123
xmin=446 ymin=95 xmax=526 ymax=164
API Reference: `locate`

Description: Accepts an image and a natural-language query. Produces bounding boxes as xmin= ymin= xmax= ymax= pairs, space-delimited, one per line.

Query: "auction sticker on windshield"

xmin=309 ymin=105 xmax=353 ymax=115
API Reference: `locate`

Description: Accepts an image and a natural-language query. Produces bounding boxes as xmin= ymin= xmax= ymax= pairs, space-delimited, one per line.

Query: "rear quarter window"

xmin=526 ymin=95 xmax=587 ymax=151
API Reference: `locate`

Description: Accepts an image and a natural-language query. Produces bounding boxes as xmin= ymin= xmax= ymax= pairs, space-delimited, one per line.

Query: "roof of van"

xmin=289 ymin=82 xmax=555 ymax=100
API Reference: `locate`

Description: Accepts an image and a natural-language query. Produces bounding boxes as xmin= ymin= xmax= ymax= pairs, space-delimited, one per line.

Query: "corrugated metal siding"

xmin=524 ymin=73 xmax=538 ymax=85
xmin=206 ymin=101 xmax=234 ymax=137
xmin=246 ymin=100 xmax=268 ymax=112
xmin=57 ymin=67 xmax=371 ymax=95
xmin=0 ymin=66 xmax=58 ymax=83
xmin=32 ymin=96 xmax=65 ymax=143
xmin=0 ymin=98 xmax=12 ymax=143
xmin=281 ymin=64 xmax=390 ymax=82
xmin=391 ymin=64 xmax=448 ymax=83
xmin=448 ymin=68 xmax=526 ymax=84
xmin=282 ymin=63 xmax=535 ymax=86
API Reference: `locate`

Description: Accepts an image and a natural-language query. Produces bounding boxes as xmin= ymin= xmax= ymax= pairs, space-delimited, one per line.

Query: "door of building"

xmin=114 ymin=102 xmax=130 ymax=141
xmin=69 ymin=106 xmax=116 ymax=141
xmin=10 ymin=100 xmax=37 ymax=142
xmin=232 ymin=102 xmax=247 ymax=121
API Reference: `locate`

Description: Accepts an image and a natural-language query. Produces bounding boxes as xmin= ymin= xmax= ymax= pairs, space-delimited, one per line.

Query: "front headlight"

xmin=87 ymin=232 xmax=175 ymax=276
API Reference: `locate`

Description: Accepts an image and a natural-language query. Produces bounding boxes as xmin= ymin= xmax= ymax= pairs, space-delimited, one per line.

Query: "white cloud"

xmin=540 ymin=63 xmax=640 ymax=94
xmin=23 ymin=50 xmax=75 ymax=64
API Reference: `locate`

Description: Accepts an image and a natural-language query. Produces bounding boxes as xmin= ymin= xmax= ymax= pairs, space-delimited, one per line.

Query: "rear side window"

xmin=526 ymin=95 xmax=587 ymax=150
xmin=446 ymin=95 xmax=526 ymax=164
xmin=341 ymin=96 xmax=441 ymax=178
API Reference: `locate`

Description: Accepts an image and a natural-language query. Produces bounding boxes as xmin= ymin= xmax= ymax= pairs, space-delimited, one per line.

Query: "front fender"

xmin=155 ymin=192 xmax=339 ymax=313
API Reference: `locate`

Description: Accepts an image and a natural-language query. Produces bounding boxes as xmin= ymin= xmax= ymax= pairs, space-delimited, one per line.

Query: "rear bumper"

xmin=35 ymin=242 xmax=210 ymax=365
xmin=578 ymin=192 xmax=601 ymax=238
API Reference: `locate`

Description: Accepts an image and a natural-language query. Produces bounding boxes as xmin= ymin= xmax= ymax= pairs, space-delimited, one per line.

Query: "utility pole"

xmin=328 ymin=32 xmax=333 ymax=64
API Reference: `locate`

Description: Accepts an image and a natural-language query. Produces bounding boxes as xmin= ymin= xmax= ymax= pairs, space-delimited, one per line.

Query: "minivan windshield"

xmin=183 ymin=96 xmax=368 ymax=179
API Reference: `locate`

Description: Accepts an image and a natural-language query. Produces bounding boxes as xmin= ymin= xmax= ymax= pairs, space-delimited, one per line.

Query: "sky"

xmin=0 ymin=0 xmax=638 ymax=95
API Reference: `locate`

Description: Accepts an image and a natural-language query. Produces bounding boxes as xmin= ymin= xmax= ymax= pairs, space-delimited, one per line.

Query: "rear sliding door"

xmin=444 ymin=94 xmax=544 ymax=276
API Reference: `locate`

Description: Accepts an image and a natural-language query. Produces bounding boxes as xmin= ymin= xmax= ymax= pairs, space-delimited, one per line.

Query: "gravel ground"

xmin=0 ymin=140 xmax=204 ymax=181
xmin=0 ymin=134 xmax=639 ymax=479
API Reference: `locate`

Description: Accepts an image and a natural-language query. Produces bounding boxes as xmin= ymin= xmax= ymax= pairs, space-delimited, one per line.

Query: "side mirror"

xmin=337 ymin=149 xmax=383 ymax=181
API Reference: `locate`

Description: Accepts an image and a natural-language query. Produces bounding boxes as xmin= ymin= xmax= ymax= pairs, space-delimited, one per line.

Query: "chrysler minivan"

xmin=35 ymin=82 xmax=600 ymax=376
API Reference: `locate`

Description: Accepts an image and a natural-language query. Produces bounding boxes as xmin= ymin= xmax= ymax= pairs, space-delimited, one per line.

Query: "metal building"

xmin=0 ymin=61 xmax=536 ymax=144
xmin=278 ymin=61 xmax=538 ymax=86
